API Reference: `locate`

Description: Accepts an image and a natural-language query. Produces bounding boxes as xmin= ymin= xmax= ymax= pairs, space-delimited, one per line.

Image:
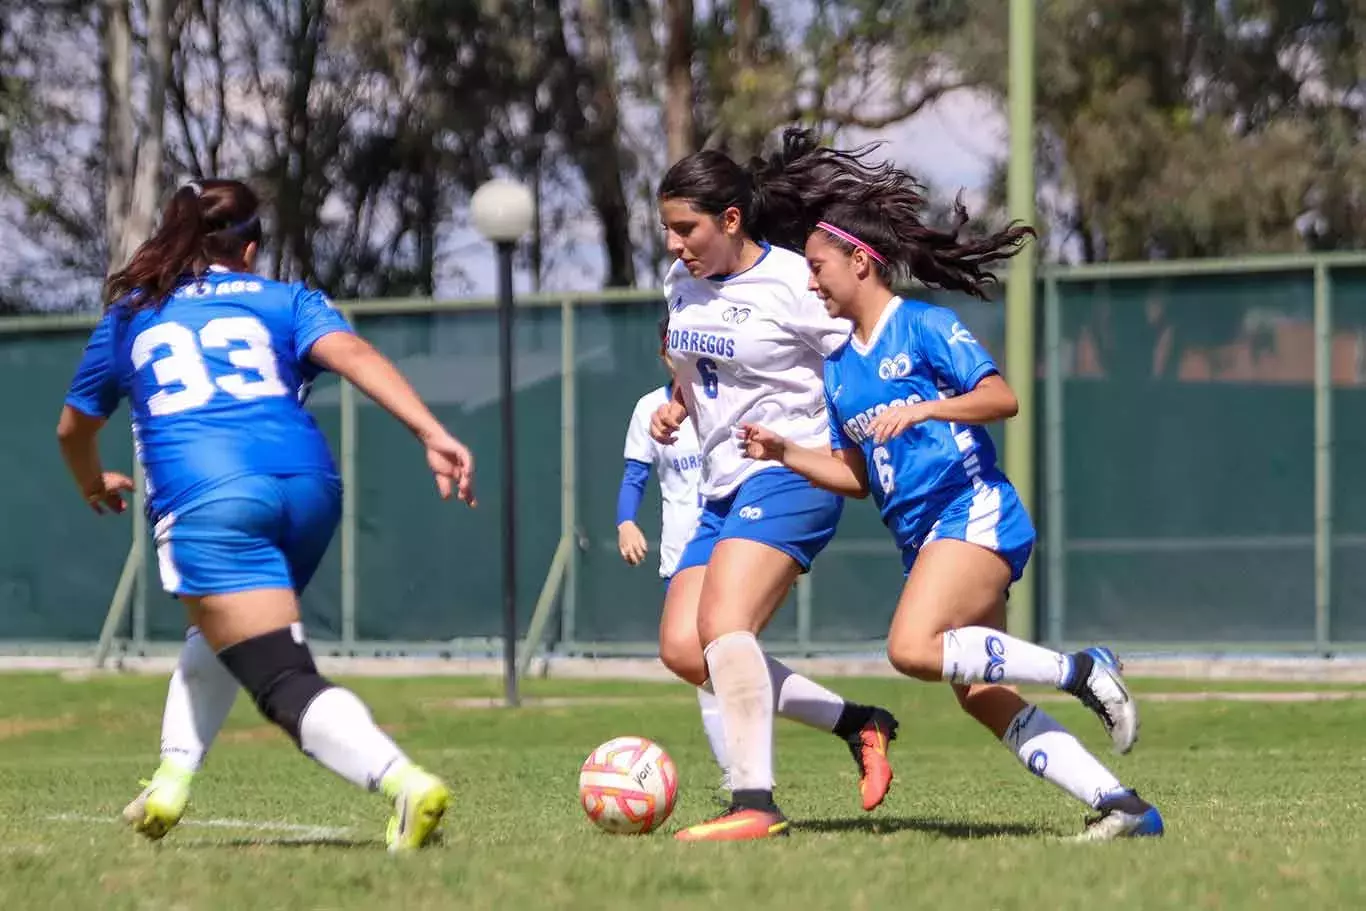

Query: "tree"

xmin=663 ymin=0 xmax=696 ymax=164
xmin=951 ymin=0 xmax=1366 ymax=261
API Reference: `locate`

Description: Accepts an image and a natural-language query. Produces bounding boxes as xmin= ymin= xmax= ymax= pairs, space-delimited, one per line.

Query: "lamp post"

xmin=471 ymin=178 xmax=535 ymax=708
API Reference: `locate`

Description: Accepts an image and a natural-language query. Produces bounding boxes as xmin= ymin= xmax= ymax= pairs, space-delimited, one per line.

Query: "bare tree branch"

xmin=802 ymin=79 xmax=978 ymax=130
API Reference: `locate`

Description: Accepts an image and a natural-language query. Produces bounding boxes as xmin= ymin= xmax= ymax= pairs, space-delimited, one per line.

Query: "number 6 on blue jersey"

xmin=872 ymin=445 xmax=895 ymax=495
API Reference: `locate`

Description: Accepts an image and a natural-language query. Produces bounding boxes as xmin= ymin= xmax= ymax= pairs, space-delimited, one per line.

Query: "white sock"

xmin=942 ymin=627 xmax=1071 ymax=687
xmin=159 ymin=627 xmax=239 ymax=773
xmin=766 ymin=655 xmax=846 ymax=732
xmin=696 ymin=687 xmax=730 ymax=783
xmin=1003 ymin=704 xmax=1123 ymax=809
xmin=704 ymin=631 xmax=774 ymax=793
xmin=298 ymin=687 xmax=407 ymax=791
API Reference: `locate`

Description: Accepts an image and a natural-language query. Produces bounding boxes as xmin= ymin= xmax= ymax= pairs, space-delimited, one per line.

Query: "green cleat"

xmin=381 ymin=765 xmax=450 ymax=853
xmin=121 ymin=761 xmax=194 ymax=841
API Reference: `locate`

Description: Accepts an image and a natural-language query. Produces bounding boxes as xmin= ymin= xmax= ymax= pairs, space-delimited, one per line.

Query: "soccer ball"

xmin=578 ymin=736 xmax=678 ymax=835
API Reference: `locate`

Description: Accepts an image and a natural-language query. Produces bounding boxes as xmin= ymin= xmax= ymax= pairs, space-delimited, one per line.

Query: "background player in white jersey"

xmin=618 ymin=317 xmax=705 ymax=581
xmin=652 ymin=133 xmax=903 ymax=841
xmin=616 ymin=318 xmax=732 ymax=781
xmin=739 ymin=174 xmax=1165 ymax=840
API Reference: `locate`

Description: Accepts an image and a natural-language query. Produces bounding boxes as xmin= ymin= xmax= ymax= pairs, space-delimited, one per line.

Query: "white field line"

xmin=45 ymin=812 xmax=352 ymax=839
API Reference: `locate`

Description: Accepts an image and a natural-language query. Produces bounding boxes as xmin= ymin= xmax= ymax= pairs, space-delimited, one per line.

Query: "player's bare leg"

xmin=888 ymin=540 xmax=1138 ymax=753
xmin=188 ymin=589 xmax=450 ymax=851
xmin=662 ymin=562 xmax=896 ymax=814
xmin=887 ymin=542 xmax=1162 ymax=839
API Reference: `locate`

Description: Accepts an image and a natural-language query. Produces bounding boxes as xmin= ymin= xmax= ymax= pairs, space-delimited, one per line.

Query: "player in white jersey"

xmin=653 ymin=132 xmax=902 ymax=841
xmin=618 ymin=317 xmax=705 ymax=581
xmin=738 ymin=171 xmax=1164 ymax=840
xmin=619 ymin=383 xmax=702 ymax=574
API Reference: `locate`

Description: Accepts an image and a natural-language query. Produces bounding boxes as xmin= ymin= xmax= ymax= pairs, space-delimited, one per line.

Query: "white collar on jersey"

xmin=849 ymin=295 xmax=903 ymax=356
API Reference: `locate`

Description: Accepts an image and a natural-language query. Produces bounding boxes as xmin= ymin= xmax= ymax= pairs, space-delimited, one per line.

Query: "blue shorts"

xmin=673 ymin=467 xmax=843 ymax=575
xmin=153 ymin=473 xmax=341 ymax=597
xmin=899 ymin=473 xmax=1035 ymax=582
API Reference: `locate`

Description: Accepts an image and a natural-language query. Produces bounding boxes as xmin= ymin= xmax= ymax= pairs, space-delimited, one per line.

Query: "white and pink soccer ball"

xmin=578 ymin=736 xmax=678 ymax=835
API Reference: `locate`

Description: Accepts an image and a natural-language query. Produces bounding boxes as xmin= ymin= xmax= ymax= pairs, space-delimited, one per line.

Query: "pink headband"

xmin=816 ymin=221 xmax=887 ymax=266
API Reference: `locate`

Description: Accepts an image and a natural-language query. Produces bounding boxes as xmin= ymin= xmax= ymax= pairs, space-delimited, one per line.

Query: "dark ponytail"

xmin=816 ymin=190 xmax=1034 ymax=300
xmin=657 ymin=126 xmax=1032 ymax=289
xmin=657 ymin=128 xmax=898 ymax=251
xmin=104 ymin=178 xmax=263 ymax=310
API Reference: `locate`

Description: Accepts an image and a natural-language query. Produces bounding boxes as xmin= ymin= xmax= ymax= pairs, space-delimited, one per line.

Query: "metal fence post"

xmin=1005 ymin=0 xmax=1037 ymax=641
xmin=132 ymin=458 xmax=148 ymax=653
xmin=1314 ymin=262 xmax=1333 ymax=653
xmin=1043 ymin=274 xmax=1066 ymax=648
xmin=560 ymin=296 xmax=579 ymax=649
xmin=340 ymin=374 xmax=358 ymax=650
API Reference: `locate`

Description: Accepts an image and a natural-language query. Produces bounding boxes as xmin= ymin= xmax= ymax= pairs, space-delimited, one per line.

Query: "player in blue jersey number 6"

xmin=58 ymin=179 xmax=469 ymax=851
xmin=739 ymin=181 xmax=1165 ymax=841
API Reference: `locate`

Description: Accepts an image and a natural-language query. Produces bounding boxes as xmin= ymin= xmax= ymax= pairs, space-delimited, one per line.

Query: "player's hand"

xmin=868 ymin=404 xmax=930 ymax=444
xmin=737 ymin=423 xmax=787 ymax=462
xmin=650 ymin=401 xmax=686 ymax=444
xmin=617 ymin=521 xmax=649 ymax=565
xmin=422 ymin=429 xmax=477 ymax=506
xmin=83 ymin=472 xmax=134 ymax=515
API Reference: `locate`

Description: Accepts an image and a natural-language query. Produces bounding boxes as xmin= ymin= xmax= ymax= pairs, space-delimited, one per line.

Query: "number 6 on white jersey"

xmin=131 ymin=316 xmax=289 ymax=417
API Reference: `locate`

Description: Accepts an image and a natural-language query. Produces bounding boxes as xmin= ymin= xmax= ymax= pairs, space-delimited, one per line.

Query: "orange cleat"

xmin=847 ymin=707 xmax=898 ymax=811
xmin=675 ymin=805 xmax=790 ymax=842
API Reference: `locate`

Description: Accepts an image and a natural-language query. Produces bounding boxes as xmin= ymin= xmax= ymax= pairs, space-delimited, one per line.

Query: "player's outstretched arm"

xmin=56 ymin=406 xmax=134 ymax=514
xmin=309 ymin=332 xmax=476 ymax=505
xmin=737 ymin=423 xmax=870 ymax=499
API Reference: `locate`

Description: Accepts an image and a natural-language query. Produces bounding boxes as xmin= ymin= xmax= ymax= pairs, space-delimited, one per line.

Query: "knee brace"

xmin=216 ymin=625 xmax=331 ymax=745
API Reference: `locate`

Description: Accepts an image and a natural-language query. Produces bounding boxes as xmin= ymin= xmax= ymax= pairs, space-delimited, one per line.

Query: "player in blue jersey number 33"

xmin=58 ymin=179 xmax=473 ymax=851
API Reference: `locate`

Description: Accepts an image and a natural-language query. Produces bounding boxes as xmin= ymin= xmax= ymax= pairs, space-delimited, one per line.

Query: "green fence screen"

xmin=1 ymin=255 xmax=1360 ymax=653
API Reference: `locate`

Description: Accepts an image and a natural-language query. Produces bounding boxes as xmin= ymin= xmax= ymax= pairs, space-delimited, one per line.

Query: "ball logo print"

xmin=722 ymin=306 xmax=751 ymax=323
xmin=877 ymin=353 xmax=912 ymax=380
xmin=1027 ymin=749 xmax=1049 ymax=777
xmin=984 ymin=635 xmax=1007 ymax=683
xmin=578 ymin=736 xmax=678 ymax=835
xmin=738 ymin=505 xmax=764 ymax=520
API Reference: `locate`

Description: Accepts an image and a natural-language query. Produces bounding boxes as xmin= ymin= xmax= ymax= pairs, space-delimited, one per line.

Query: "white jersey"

xmin=663 ymin=245 xmax=852 ymax=500
xmin=624 ymin=386 xmax=704 ymax=577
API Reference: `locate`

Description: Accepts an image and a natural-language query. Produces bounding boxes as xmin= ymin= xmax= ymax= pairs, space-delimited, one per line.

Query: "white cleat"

xmin=1072 ymin=790 xmax=1165 ymax=841
xmin=1070 ymin=647 xmax=1139 ymax=754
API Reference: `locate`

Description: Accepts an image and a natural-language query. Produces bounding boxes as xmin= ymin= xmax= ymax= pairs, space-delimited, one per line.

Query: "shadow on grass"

xmin=797 ymin=816 xmax=1051 ymax=839
xmin=178 ymin=829 xmax=450 ymax=850
xmin=177 ymin=835 xmax=377 ymax=849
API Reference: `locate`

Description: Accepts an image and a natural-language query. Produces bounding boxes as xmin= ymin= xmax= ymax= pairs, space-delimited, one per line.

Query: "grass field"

xmin=1 ymin=671 xmax=1363 ymax=910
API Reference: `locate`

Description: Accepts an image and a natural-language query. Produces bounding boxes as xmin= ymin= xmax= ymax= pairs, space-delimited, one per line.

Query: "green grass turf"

xmin=0 ymin=672 xmax=1361 ymax=910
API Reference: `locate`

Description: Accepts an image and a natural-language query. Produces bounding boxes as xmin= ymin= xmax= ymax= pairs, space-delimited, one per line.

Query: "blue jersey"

xmin=824 ymin=297 xmax=1000 ymax=543
xmin=65 ymin=268 xmax=352 ymax=524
